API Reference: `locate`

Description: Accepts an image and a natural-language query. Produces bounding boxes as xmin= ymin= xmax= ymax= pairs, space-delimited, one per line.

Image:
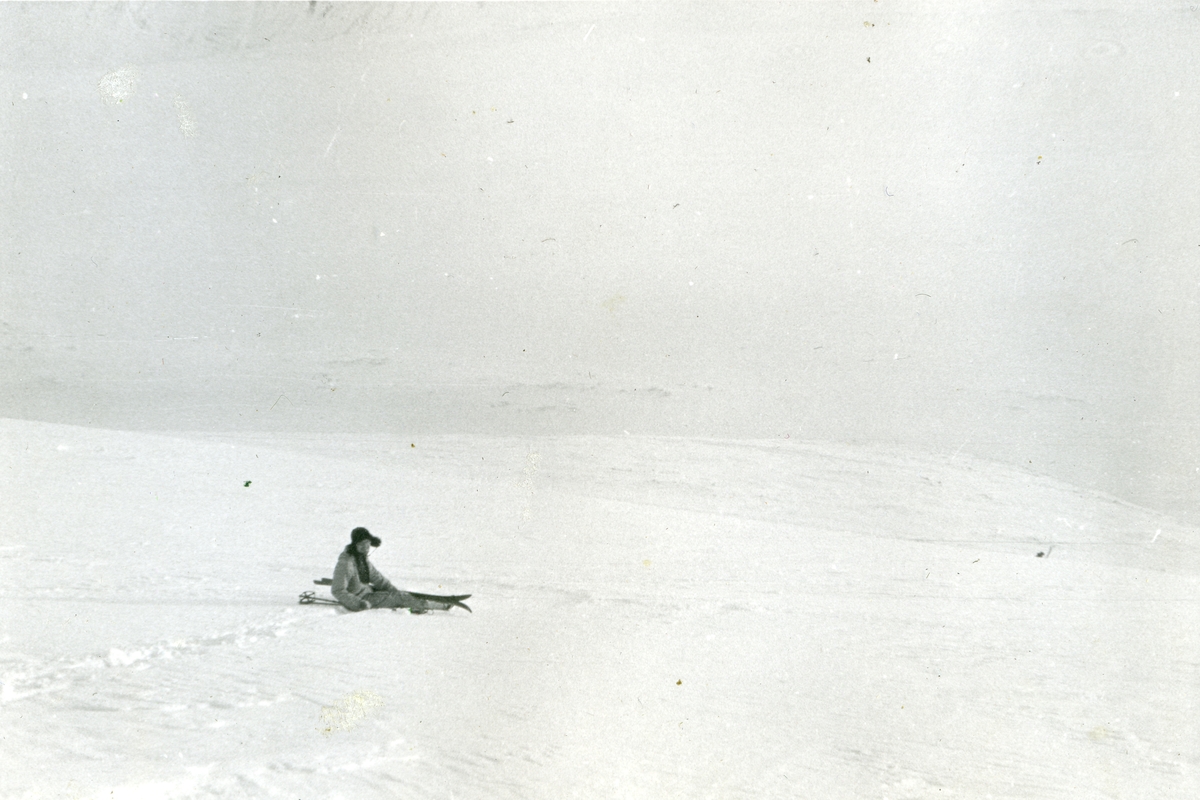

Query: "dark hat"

xmin=350 ymin=527 xmax=382 ymax=547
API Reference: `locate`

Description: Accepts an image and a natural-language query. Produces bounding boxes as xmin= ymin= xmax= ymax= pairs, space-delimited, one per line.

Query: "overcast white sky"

xmin=2 ymin=2 xmax=1198 ymax=518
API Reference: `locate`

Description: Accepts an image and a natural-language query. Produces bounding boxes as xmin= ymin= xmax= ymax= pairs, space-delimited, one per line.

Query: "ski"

xmin=410 ymin=592 xmax=472 ymax=613
xmin=307 ymin=579 xmax=472 ymax=613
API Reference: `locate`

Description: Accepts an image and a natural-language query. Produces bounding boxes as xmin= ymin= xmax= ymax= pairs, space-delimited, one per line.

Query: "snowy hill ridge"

xmin=1 ymin=418 xmax=1197 ymax=799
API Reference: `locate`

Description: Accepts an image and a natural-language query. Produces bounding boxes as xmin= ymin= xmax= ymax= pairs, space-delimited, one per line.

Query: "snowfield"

xmin=1 ymin=417 xmax=1197 ymax=799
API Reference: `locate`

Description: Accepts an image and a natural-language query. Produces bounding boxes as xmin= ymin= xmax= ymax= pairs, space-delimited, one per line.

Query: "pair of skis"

xmin=300 ymin=578 xmax=472 ymax=613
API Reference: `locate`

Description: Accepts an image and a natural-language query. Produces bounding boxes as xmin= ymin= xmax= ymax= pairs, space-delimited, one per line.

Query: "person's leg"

xmin=363 ymin=590 xmax=431 ymax=612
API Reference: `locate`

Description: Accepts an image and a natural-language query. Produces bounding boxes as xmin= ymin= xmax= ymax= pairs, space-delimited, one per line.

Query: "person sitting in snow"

xmin=332 ymin=527 xmax=432 ymax=613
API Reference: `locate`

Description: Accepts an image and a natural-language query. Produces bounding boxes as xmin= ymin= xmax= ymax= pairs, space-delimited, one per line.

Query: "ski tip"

xmin=440 ymin=602 xmax=471 ymax=613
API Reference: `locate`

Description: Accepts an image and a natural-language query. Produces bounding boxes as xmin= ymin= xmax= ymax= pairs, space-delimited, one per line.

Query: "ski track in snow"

xmin=1 ymin=418 xmax=1198 ymax=799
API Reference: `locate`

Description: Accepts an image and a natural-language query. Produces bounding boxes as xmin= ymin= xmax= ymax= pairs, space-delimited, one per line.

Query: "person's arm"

xmin=369 ymin=562 xmax=397 ymax=593
xmin=332 ymin=554 xmax=371 ymax=611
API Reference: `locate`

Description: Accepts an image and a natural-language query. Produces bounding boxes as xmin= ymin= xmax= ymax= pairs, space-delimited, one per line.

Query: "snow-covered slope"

xmin=1 ymin=419 xmax=1197 ymax=799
